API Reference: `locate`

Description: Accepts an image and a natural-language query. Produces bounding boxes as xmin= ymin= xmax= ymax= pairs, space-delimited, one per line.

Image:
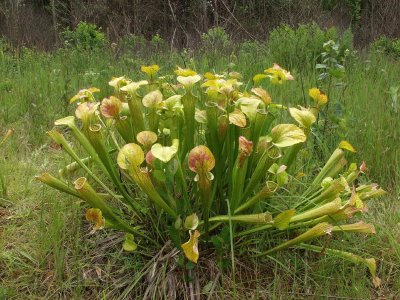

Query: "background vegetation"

xmin=1 ymin=0 xmax=400 ymax=50
xmin=0 ymin=3 xmax=399 ymax=299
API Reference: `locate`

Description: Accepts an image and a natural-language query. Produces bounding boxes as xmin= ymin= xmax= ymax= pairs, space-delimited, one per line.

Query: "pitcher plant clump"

xmin=37 ymin=64 xmax=385 ymax=287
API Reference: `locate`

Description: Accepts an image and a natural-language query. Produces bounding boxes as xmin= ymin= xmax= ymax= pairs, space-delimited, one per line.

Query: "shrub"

xmin=371 ymin=36 xmax=400 ymax=58
xmin=313 ymin=39 xmax=351 ymax=141
xmin=61 ymin=21 xmax=107 ymax=51
xmin=201 ymin=27 xmax=232 ymax=66
xmin=37 ymin=64 xmax=385 ymax=290
xmin=0 ymin=38 xmax=12 ymax=57
xmin=202 ymin=27 xmax=231 ymax=52
xmin=122 ymin=33 xmax=147 ymax=54
xmin=239 ymin=40 xmax=266 ymax=58
xmin=267 ymin=23 xmax=353 ymax=70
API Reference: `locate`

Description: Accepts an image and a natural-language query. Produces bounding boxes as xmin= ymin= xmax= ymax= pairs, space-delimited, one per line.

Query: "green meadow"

xmin=0 ymin=29 xmax=399 ymax=299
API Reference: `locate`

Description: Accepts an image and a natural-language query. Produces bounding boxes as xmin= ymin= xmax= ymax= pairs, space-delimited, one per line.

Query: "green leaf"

xmin=229 ymin=109 xmax=247 ymax=127
xmin=167 ymin=157 xmax=179 ymax=175
xmin=252 ymin=73 xmax=268 ymax=84
xmin=273 ymin=209 xmax=296 ymax=230
xmin=152 ymin=170 xmax=166 ymax=182
xmin=168 ymin=225 xmax=182 ymax=248
xmin=270 ymin=124 xmax=306 ymax=148
xmin=321 ymin=177 xmax=333 ymax=188
xmin=174 ymin=216 xmax=182 ymax=230
xmin=289 ymin=107 xmax=316 ymax=129
xmin=251 ymin=87 xmax=272 ymax=105
xmin=151 ymin=139 xmax=179 ymax=163
xmin=123 ymin=233 xmax=138 ymax=252
xmin=54 ymin=116 xmax=76 ymax=127
xmin=142 ymin=90 xmax=163 ymax=108
xmin=195 ymin=109 xmax=207 ymax=124
xmin=163 ymin=95 xmax=183 ymax=111
xmin=117 ymin=143 xmax=144 ymax=169
xmin=268 ymin=163 xmax=288 ymax=186
xmin=339 ymin=140 xmax=356 ymax=153
xmin=177 ymin=75 xmax=201 ymax=89
xmin=136 ymin=131 xmax=158 ymax=147
xmin=202 ymin=281 xmax=214 ymax=294
xmin=235 ymin=97 xmax=263 ymax=121
xmin=184 ymin=213 xmax=199 ymax=230
xmin=186 ymin=261 xmax=196 ymax=270
xmin=120 ymin=80 xmax=148 ymax=94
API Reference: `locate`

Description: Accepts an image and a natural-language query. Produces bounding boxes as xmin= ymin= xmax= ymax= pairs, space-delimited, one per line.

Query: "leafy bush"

xmin=37 ymin=64 xmax=385 ymax=288
xmin=267 ymin=23 xmax=353 ymax=70
xmin=371 ymin=36 xmax=400 ymax=58
xmin=61 ymin=22 xmax=107 ymax=51
xmin=239 ymin=40 xmax=266 ymax=58
xmin=122 ymin=33 xmax=147 ymax=54
xmin=202 ymin=27 xmax=232 ymax=53
xmin=0 ymin=38 xmax=12 ymax=57
xmin=150 ymin=33 xmax=167 ymax=51
xmin=314 ymin=39 xmax=350 ymax=141
xmin=201 ymin=27 xmax=232 ymax=66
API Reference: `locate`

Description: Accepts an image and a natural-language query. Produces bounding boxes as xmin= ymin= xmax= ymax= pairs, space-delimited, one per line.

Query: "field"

xmin=0 ymin=36 xmax=399 ymax=299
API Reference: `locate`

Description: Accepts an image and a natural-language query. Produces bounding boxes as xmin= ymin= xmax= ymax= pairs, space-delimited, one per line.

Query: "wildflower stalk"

xmin=58 ymin=148 xmax=119 ymax=179
xmin=236 ymin=224 xmax=274 ymax=237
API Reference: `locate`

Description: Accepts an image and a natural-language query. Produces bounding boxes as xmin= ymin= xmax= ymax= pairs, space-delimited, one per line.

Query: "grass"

xmin=0 ymin=43 xmax=399 ymax=299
